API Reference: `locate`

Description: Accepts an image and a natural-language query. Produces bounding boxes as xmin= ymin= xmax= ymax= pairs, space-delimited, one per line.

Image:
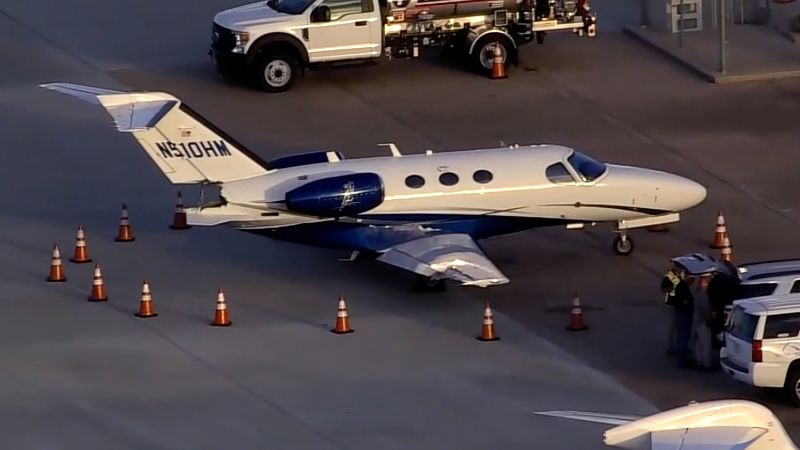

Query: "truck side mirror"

xmin=311 ymin=5 xmax=331 ymax=22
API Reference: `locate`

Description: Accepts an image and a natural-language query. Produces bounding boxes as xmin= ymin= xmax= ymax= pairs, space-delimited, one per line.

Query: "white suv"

xmin=720 ymin=294 xmax=800 ymax=406
xmin=735 ymin=259 xmax=800 ymax=298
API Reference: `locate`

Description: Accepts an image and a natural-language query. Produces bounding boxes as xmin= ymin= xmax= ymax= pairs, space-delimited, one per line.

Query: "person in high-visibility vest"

xmin=661 ymin=263 xmax=684 ymax=356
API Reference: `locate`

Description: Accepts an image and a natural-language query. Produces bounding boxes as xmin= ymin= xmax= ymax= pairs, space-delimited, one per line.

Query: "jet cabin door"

xmin=305 ymin=0 xmax=381 ymax=61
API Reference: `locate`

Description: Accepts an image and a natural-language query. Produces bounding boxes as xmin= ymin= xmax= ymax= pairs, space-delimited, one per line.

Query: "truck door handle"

xmin=355 ymin=20 xmax=367 ymax=26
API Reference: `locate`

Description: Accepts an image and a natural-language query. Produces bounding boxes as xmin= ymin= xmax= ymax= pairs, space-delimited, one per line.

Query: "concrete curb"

xmin=623 ymin=25 xmax=800 ymax=83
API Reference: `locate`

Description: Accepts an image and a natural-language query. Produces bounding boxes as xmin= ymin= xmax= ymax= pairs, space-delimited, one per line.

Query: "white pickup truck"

xmin=209 ymin=0 xmax=597 ymax=92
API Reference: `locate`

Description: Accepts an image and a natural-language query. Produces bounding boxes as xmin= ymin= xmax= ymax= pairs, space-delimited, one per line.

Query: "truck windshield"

xmin=267 ymin=0 xmax=316 ymax=14
xmin=567 ymin=150 xmax=607 ymax=182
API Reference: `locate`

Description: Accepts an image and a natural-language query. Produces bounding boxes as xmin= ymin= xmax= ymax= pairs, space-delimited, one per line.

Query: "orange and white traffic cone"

xmin=566 ymin=295 xmax=588 ymax=331
xmin=331 ymin=296 xmax=354 ymax=334
xmin=490 ymin=43 xmax=507 ymax=80
xmin=88 ymin=263 xmax=108 ymax=302
xmin=477 ymin=301 xmax=500 ymax=341
xmin=70 ymin=225 xmax=92 ymax=264
xmin=115 ymin=203 xmax=135 ymax=242
xmin=134 ymin=280 xmax=158 ymax=318
xmin=46 ymin=243 xmax=66 ymax=282
xmin=211 ymin=288 xmax=231 ymax=326
xmin=710 ymin=212 xmax=727 ymax=249
xmin=721 ymin=236 xmax=732 ymax=262
xmin=169 ymin=191 xmax=191 ymax=230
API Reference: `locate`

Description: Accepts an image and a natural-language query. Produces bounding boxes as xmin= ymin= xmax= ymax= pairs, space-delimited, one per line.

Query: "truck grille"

xmin=211 ymin=23 xmax=235 ymax=52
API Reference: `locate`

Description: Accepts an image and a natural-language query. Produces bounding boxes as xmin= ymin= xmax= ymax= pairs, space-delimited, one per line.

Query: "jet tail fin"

xmin=40 ymin=83 xmax=270 ymax=184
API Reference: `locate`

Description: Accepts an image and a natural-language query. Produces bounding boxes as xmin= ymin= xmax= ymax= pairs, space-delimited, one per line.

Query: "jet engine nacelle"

xmin=285 ymin=172 xmax=384 ymax=217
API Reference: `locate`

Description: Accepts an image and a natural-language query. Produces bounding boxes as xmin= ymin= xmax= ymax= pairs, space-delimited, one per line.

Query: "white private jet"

xmin=533 ymin=399 xmax=798 ymax=450
xmin=41 ymin=83 xmax=706 ymax=289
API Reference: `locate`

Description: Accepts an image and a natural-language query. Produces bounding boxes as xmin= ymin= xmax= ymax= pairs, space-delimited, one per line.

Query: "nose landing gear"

xmin=613 ymin=233 xmax=634 ymax=256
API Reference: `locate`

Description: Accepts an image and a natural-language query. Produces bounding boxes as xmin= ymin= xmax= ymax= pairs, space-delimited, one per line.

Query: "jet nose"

xmin=672 ymin=176 xmax=707 ymax=210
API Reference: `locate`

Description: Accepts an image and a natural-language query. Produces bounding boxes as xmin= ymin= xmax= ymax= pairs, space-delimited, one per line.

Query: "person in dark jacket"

xmin=661 ymin=264 xmax=683 ymax=355
xmin=668 ymin=273 xmax=695 ymax=368
xmin=706 ymin=262 xmax=740 ymax=347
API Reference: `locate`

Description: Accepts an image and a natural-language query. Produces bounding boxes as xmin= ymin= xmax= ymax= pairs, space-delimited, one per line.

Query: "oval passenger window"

xmin=405 ymin=174 xmax=425 ymax=189
xmin=439 ymin=172 xmax=459 ymax=186
xmin=473 ymin=170 xmax=493 ymax=184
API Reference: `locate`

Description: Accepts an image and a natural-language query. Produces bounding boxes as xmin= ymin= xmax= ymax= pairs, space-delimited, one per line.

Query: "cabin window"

xmin=545 ymin=163 xmax=575 ymax=184
xmin=439 ymin=172 xmax=459 ymax=186
xmin=567 ymin=150 xmax=607 ymax=182
xmin=473 ymin=170 xmax=493 ymax=184
xmin=405 ymin=175 xmax=425 ymax=189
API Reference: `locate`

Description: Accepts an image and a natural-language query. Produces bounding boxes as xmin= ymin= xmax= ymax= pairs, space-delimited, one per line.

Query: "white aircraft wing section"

xmin=39 ymin=83 xmax=124 ymax=103
xmin=531 ymin=410 xmax=641 ymax=426
xmin=377 ymin=233 xmax=509 ymax=287
xmin=649 ymin=427 xmax=767 ymax=450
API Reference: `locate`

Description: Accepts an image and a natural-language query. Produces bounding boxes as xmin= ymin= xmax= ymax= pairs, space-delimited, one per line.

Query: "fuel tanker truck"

xmin=210 ymin=0 xmax=596 ymax=92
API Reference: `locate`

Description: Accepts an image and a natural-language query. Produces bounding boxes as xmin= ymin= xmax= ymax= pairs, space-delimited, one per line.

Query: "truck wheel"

xmin=784 ymin=366 xmax=800 ymax=407
xmin=253 ymin=52 xmax=298 ymax=93
xmin=471 ymin=38 xmax=512 ymax=74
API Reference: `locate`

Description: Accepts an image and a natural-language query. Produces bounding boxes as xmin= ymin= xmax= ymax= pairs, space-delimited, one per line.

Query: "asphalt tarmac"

xmin=1 ymin=0 xmax=799 ymax=448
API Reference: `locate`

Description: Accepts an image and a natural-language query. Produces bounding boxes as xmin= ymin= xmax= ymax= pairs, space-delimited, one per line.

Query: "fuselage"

xmin=217 ymin=144 xmax=706 ymax=251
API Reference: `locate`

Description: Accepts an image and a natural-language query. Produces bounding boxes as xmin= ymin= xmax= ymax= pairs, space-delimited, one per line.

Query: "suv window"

xmin=764 ymin=313 xmax=800 ymax=339
xmin=792 ymin=280 xmax=800 ymax=293
xmin=733 ymin=282 xmax=777 ymax=300
xmin=320 ymin=0 xmax=372 ymax=20
xmin=728 ymin=306 xmax=758 ymax=343
xmin=545 ymin=163 xmax=575 ymax=184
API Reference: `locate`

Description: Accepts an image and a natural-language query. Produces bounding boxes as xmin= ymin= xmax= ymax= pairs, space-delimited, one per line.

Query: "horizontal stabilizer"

xmin=39 ymin=83 xmax=124 ymax=103
xmin=531 ymin=410 xmax=641 ymax=426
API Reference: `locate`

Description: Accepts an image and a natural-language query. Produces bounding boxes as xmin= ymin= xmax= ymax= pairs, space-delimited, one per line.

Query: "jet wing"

xmin=376 ymin=233 xmax=509 ymax=287
xmin=532 ymin=408 xmax=777 ymax=450
xmin=648 ymin=427 xmax=768 ymax=450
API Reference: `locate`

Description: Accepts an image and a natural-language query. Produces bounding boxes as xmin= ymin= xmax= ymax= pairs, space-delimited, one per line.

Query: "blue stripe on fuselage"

xmin=242 ymin=214 xmax=568 ymax=251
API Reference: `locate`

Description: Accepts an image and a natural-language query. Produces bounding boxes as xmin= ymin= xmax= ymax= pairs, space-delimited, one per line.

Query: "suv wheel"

xmin=253 ymin=52 xmax=298 ymax=93
xmin=785 ymin=367 xmax=800 ymax=407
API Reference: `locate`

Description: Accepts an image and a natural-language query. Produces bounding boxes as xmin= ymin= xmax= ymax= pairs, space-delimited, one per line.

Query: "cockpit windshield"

xmin=567 ymin=150 xmax=607 ymax=182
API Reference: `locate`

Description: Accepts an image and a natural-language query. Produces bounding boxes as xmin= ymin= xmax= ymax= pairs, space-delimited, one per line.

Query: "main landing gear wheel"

xmin=415 ymin=274 xmax=446 ymax=292
xmin=613 ymin=234 xmax=634 ymax=256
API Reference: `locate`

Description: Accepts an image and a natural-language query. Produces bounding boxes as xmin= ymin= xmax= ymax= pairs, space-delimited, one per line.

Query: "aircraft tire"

xmin=613 ymin=235 xmax=634 ymax=256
